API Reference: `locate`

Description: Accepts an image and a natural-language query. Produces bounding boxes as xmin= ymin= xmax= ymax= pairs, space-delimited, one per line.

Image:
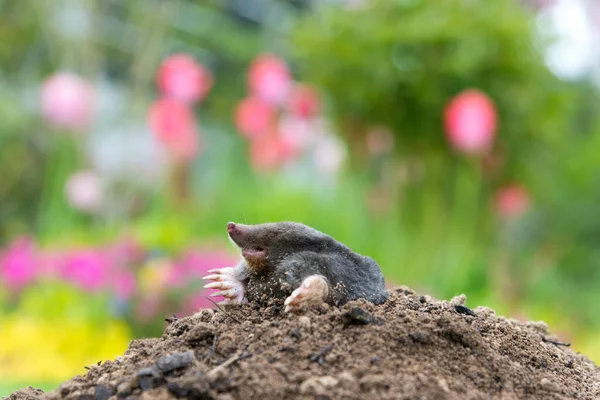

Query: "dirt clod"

xmin=454 ymin=304 xmax=477 ymax=317
xmin=10 ymin=287 xmax=600 ymax=400
xmin=342 ymin=307 xmax=381 ymax=326
xmin=156 ymin=351 xmax=195 ymax=373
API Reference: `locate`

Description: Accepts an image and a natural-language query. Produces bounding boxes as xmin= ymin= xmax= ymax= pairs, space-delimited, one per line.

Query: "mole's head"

xmin=226 ymin=221 xmax=336 ymax=272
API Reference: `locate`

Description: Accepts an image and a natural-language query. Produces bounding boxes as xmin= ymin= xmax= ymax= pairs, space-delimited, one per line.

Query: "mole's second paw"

xmin=203 ymin=267 xmax=248 ymax=305
xmin=284 ymin=274 xmax=329 ymax=313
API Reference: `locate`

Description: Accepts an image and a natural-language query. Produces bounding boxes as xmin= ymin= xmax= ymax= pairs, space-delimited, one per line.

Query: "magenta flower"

xmin=234 ymin=96 xmax=275 ymax=139
xmin=64 ymin=170 xmax=105 ymax=213
xmin=0 ymin=236 xmax=37 ymax=293
xmin=248 ymin=53 xmax=292 ymax=106
xmin=286 ymin=84 xmax=320 ymax=120
xmin=60 ymin=249 xmax=108 ymax=292
xmin=157 ymin=54 xmax=213 ymax=104
xmin=494 ymin=185 xmax=531 ymax=220
xmin=148 ymin=98 xmax=201 ymax=162
xmin=40 ymin=72 xmax=95 ymax=130
xmin=444 ymin=89 xmax=497 ymax=155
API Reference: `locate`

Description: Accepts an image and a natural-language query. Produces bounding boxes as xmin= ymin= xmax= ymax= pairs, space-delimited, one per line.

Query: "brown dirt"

xmin=7 ymin=287 xmax=600 ymax=400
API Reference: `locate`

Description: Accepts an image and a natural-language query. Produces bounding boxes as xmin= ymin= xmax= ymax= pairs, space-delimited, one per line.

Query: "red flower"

xmin=234 ymin=96 xmax=275 ymax=139
xmin=444 ymin=89 xmax=497 ymax=155
xmin=494 ymin=185 xmax=531 ymax=220
xmin=248 ymin=53 xmax=292 ymax=106
xmin=148 ymin=99 xmax=201 ymax=162
xmin=40 ymin=72 xmax=94 ymax=130
xmin=157 ymin=54 xmax=213 ymax=104
xmin=287 ymin=84 xmax=320 ymax=119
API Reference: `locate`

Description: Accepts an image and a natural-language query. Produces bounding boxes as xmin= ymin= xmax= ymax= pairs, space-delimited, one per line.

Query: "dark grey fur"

xmin=230 ymin=221 xmax=389 ymax=306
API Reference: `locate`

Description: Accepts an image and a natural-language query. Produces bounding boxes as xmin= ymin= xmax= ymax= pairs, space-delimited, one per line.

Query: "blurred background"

xmin=1 ymin=0 xmax=600 ymax=394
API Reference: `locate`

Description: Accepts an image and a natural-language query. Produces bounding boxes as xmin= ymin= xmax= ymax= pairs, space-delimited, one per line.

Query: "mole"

xmin=203 ymin=221 xmax=389 ymax=313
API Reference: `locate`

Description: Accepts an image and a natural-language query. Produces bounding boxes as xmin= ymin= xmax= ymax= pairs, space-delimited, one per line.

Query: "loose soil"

xmin=7 ymin=287 xmax=600 ymax=400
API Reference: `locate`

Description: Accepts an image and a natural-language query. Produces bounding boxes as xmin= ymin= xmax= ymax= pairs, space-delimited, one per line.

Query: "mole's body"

xmin=203 ymin=222 xmax=388 ymax=313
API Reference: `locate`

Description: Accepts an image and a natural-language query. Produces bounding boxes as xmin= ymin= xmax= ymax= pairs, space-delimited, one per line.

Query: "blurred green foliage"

xmin=290 ymin=0 xmax=600 ymax=333
xmin=291 ymin=0 xmax=576 ymax=174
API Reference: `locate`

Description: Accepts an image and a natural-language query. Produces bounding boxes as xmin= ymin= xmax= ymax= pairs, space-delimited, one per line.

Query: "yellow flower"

xmin=0 ymin=315 xmax=131 ymax=382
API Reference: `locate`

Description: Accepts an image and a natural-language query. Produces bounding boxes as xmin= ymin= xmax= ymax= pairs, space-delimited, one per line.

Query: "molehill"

xmin=8 ymin=287 xmax=600 ymax=400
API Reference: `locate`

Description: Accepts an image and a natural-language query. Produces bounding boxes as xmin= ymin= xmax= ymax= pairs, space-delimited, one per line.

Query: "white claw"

xmin=203 ymin=282 xmax=224 ymax=289
xmin=202 ymin=274 xmax=222 ymax=281
xmin=283 ymin=275 xmax=329 ymax=313
xmin=284 ymin=292 xmax=298 ymax=306
xmin=209 ymin=288 xmax=240 ymax=298
xmin=202 ymin=266 xmax=246 ymax=306
xmin=207 ymin=267 xmax=235 ymax=274
xmin=203 ymin=281 xmax=238 ymax=290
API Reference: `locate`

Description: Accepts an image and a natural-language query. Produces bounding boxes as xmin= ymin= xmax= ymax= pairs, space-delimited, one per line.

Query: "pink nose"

xmin=227 ymin=222 xmax=237 ymax=233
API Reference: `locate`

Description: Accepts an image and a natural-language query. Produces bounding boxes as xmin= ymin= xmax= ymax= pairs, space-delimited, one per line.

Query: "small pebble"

xmin=298 ymin=316 xmax=311 ymax=329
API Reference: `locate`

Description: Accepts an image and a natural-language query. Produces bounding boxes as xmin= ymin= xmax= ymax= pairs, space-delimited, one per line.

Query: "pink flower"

xmin=278 ymin=115 xmax=314 ymax=157
xmin=444 ymin=89 xmax=497 ymax=155
xmin=250 ymin=130 xmax=294 ymax=172
xmin=148 ymin=99 xmax=201 ymax=162
xmin=64 ymin=170 xmax=104 ymax=213
xmin=60 ymin=249 xmax=108 ymax=292
xmin=287 ymin=84 xmax=320 ymax=119
xmin=157 ymin=54 xmax=213 ymax=104
xmin=494 ymin=185 xmax=531 ymax=220
xmin=39 ymin=250 xmax=67 ymax=278
xmin=40 ymin=72 xmax=94 ymax=130
xmin=0 ymin=236 xmax=37 ymax=293
xmin=234 ymin=96 xmax=275 ymax=139
xmin=248 ymin=53 xmax=292 ymax=106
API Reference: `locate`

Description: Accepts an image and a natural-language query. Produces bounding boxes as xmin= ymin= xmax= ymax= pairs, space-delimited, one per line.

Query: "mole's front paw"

xmin=203 ymin=267 xmax=247 ymax=305
xmin=284 ymin=274 xmax=329 ymax=313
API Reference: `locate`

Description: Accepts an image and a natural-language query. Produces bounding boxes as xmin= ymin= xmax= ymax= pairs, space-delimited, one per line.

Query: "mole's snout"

xmin=227 ymin=222 xmax=237 ymax=233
